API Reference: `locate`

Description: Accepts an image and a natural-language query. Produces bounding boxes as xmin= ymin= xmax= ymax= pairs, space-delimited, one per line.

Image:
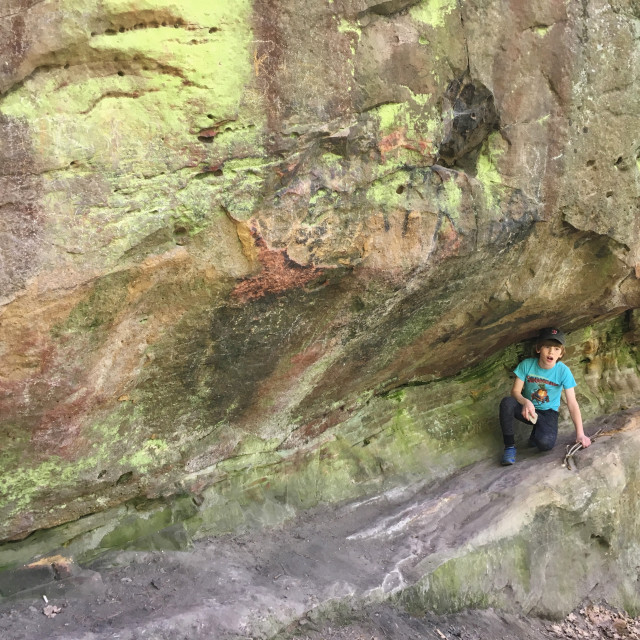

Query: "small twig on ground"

xmin=563 ymin=429 xmax=603 ymax=470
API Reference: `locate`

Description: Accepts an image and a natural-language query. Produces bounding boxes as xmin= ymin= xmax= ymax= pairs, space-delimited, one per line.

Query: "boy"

xmin=500 ymin=327 xmax=591 ymax=465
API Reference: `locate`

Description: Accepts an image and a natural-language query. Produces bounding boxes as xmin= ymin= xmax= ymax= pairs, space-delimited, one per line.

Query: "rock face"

xmin=0 ymin=0 xmax=639 ymax=556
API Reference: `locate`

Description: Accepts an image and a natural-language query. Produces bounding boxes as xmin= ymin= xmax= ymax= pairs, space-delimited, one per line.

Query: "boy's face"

xmin=536 ymin=341 xmax=564 ymax=369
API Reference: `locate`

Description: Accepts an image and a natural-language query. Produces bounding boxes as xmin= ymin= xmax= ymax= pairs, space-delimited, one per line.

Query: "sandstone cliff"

xmin=1 ymin=0 xmax=639 ymax=577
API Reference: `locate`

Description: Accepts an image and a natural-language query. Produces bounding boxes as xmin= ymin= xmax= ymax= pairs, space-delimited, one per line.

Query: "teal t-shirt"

xmin=513 ymin=358 xmax=576 ymax=412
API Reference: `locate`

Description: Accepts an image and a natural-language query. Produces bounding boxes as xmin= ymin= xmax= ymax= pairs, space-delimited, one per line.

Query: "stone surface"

xmin=0 ymin=0 xmax=639 ymax=561
xmin=0 ymin=410 xmax=639 ymax=639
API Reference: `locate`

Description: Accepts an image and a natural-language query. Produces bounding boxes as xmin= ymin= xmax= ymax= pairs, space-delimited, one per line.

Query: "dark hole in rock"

xmin=606 ymin=191 xmax=614 ymax=198
xmin=174 ymin=225 xmax=188 ymax=236
xmin=586 ymin=159 xmax=595 ymax=167
xmin=583 ymin=126 xmax=589 ymax=133
xmin=116 ymin=471 xmax=134 ymax=486
xmin=98 ymin=470 xmax=108 ymax=479
xmin=396 ymin=185 xmax=405 ymax=194
xmin=119 ymin=26 xmax=125 ymax=33
xmin=209 ymin=27 xmax=219 ymax=33
xmin=364 ymin=0 xmax=423 ymax=17
xmin=590 ymin=533 xmax=610 ymax=548
xmin=615 ymin=156 xmax=623 ymax=165
xmin=436 ymin=72 xmax=500 ymax=168
xmin=117 ymin=70 xmax=125 ymax=76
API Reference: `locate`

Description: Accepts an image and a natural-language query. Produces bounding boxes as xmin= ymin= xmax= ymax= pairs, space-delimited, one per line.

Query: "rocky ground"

xmin=287 ymin=603 xmax=640 ymax=640
xmin=1 ymin=411 xmax=639 ymax=640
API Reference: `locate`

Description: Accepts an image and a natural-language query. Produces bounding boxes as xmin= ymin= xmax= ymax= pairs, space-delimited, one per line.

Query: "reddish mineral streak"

xmin=231 ymin=229 xmax=324 ymax=302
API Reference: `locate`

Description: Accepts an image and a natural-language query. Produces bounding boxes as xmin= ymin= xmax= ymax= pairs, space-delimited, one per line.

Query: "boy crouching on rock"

xmin=500 ymin=327 xmax=591 ymax=465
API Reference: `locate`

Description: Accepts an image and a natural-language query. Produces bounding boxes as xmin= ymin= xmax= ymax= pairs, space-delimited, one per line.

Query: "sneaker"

xmin=501 ymin=446 xmax=516 ymax=465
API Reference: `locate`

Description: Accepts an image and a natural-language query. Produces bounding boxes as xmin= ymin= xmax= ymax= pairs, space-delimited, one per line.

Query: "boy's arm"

xmin=511 ymin=377 xmax=536 ymax=421
xmin=565 ymin=387 xmax=591 ymax=447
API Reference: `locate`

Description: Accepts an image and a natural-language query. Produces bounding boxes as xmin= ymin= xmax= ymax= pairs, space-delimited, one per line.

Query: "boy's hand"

xmin=522 ymin=401 xmax=536 ymax=422
xmin=576 ymin=434 xmax=591 ymax=448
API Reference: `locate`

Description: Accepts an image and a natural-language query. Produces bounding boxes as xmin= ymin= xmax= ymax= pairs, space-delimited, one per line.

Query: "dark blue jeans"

xmin=500 ymin=396 xmax=559 ymax=450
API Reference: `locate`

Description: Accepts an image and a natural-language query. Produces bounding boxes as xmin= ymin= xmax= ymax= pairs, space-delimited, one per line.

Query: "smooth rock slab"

xmin=0 ymin=409 xmax=638 ymax=639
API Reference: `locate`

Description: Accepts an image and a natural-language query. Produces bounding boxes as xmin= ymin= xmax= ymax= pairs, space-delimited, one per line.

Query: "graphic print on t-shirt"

xmin=526 ymin=374 xmax=560 ymax=404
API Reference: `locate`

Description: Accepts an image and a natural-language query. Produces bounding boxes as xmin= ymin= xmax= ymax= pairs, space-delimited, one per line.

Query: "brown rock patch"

xmin=232 ymin=223 xmax=325 ymax=302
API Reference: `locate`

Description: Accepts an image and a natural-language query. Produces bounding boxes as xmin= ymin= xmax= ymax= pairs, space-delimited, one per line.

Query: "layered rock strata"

xmin=0 ymin=0 xmax=639 ymax=549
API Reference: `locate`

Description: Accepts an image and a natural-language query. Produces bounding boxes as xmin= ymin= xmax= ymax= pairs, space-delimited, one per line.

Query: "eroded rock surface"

xmin=0 ymin=0 xmax=639 ymax=564
xmin=0 ymin=410 xmax=639 ymax=639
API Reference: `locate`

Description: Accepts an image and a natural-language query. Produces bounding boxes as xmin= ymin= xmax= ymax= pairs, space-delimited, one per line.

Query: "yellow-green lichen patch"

xmin=375 ymin=103 xmax=406 ymax=134
xmin=0 ymin=0 xmax=261 ymax=273
xmin=440 ymin=177 xmax=463 ymax=221
xmin=476 ymin=132 xmax=506 ymax=212
xmin=124 ymin=439 xmax=170 ymax=473
xmin=336 ymin=17 xmax=361 ymax=58
xmin=373 ymin=98 xmax=439 ymax=139
xmin=366 ymin=169 xmax=412 ymax=210
xmin=0 ymin=402 xmax=128 ymax=534
xmin=0 ymin=456 xmax=95 ymax=514
xmin=369 ymin=96 xmax=441 ymax=170
xmin=410 ymin=0 xmax=458 ymax=29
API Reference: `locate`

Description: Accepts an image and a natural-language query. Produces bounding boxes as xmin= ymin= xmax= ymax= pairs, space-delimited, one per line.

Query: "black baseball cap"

xmin=538 ymin=327 xmax=566 ymax=345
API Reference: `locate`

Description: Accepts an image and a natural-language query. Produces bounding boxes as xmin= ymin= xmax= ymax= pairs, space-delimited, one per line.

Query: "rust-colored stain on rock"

xmin=232 ymin=225 xmax=324 ymax=302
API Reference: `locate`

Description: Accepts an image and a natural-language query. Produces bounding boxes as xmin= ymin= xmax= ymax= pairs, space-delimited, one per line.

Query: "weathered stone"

xmin=0 ymin=0 xmax=639 ymax=572
xmin=1 ymin=411 xmax=639 ymax=638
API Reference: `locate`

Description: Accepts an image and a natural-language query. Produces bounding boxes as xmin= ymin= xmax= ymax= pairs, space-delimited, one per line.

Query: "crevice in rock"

xmin=579 ymin=0 xmax=590 ymax=44
xmin=1 ymin=7 xmax=216 ymax=96
xmin=359 ymin=100 xmax=403 ymax=116
xmin=455 ymin=0 xmax=471 ymax=74
xmin=78 ymin=88 xmax=161 ymax=115
xmin=358 ymin=0 xmax=422 ymax=19
xmin=541 ymin=69 xmax=563 ymax=105
xmin=88 ymin=8 xmax=201 ymax=37
xmin=560 ymin=218 xmax=631 ymax=253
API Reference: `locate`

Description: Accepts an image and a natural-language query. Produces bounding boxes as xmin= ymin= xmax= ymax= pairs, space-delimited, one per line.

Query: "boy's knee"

xmin=500 ymin=396 xmax=517 ymax=410
xmin=535 ymin=436 xmax=556 ymax=451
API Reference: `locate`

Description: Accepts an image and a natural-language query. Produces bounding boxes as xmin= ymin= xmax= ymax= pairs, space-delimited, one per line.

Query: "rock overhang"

xmin=0 ymin=0 xmax=639 ymax=550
